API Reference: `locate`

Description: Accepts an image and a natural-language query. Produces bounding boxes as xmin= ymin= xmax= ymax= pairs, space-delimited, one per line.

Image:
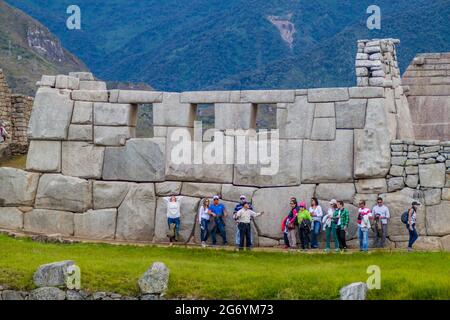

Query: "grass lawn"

xmin=0 ymin=234 xmax=449 ymax=300
xmin=0 ymin=154 xmax=27 ymax=169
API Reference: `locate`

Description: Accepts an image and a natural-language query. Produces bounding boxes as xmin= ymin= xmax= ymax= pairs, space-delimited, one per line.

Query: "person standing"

xmin=198 ymin=198 xmax=212 ymax=247
xmin=0 ymin=120 xmax=8 ymax=143
xmin=209 ymin=196 xmax=228 ymax=246
xmin=233 ymin=195 xmax=253 ymax=248
xmin=235 ymin=201 xmax=264 ymax=250
xmin=407 ymin=201 xmax=420 ymax=251
xmin=297 ymin=202 xmax=312 ymax=250
xmin=372 ymin=197 xmax=390 ymax=248
xmin=331 ymin=201 xmax=341 ymax=253
xmin=323 ymin=199 xmax=339 ymax=253
xmin=309 ymin=198 xmax=323 ymax=249
xmin=163 ymin=195 xmax=184 ymax=242
xmin=282 ymin=199 xmax=298 ymax=249
xmin=336 ymin=201 xmax=349 ymax=251
xmin=358 ymin=200 xmax=372 ymax=252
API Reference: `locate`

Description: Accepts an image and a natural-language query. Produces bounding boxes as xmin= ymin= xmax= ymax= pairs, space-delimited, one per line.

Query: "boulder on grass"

xmin=33 ymin=260 xmax=75 ymax=288
xmin=138 ymin=262 xmax=169 ymax=294
xmin=340 ymin=282 xmax=368 ymax=300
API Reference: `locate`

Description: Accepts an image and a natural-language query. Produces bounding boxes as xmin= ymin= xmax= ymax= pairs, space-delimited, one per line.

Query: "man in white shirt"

xmin=235 ymin=201 xmax=263 ymax=250
xmin=372 ymin=197 xmax=390 ymax=248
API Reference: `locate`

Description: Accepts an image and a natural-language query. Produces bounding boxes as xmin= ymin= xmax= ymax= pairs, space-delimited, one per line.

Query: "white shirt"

xmin=372 ymin=205 xmax=390 ymax=225
xmin=360 ymin=213 xmax=371 ymax=229
xmin=322 ymin=208 xmax=334 ymax=229
xmin=309 ymin=206 xmax=323 ymax=222
xmin=235 ymin=208 xmax=261 ymax=224
xmin=198 ymin=206 xmax=210 ymax=222
xmin=163 ymin=196 xmax=184 ymax=218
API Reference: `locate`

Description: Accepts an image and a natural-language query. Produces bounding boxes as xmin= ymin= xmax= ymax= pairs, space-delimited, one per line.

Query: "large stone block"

xmin=277 ymin=96 xmax=314 ymax=139
xmin=71 ymin=101 xmax=93 ymax=124
xmin=348 ymin=87 xmax=384 ymax=98
xmin=94 ymin=126 xmax=135 ymax=146
xmin=62 ymin=142 xmax=105 ymax=179
xmin=181 ymin=183 xmax=222 ymax=198
xmin=0 ymin=207 xmax=23 ymax=230
xmin=355 ymin=179 xmax=387 ymax=194
xmin=314 ymin=103 xmax=335 ymax=118
xmin=316 ymin=183 xmax=356 ymax=202
xmin=302 ymin=130 xmax=354 ymax=183
xmin=28 ymin=87 xmax=74 ymax=140
xmin=419 ymin=163 xmax=446 ymax=188
xmin=424 ymin=189 xmax=442 ymax=206
xmin=93 ymin=181 xmax=134 ymax=210
xmin=234 ymin=138 xmax=302 ymax=187
xmin=379 ymin=188 xmax=426 ymax=236
xmin=26 ymin=141 xmax=61 ymax=172
xmin=103 ymin=138 xmax=165 ymax=182
xmin=165 ymin=127 xmax=233 ymax=183
xmin=74 ymin=209 xmax=117 ymax=240
xmin=68 ymin=125 xmax=93 ymax=141
xmin=426 ymin=201 xmax=450 ymax=236
xmin=79 ymin=81 xmax=107 ymax=91
xmin=155 ymin=182 xmax=182 ymax=196
xmin=33 ymin=260 xmax=75 ymax=288
xmin=214 ymin=103 xmax=256 ymax=130
xmin=153 ymin=93 xmax=196 ymax=127
xmin=308 ymin=88 xmax=349 ymax=102
xmin=335 ymin=99 xmax=367 ymax=129
xmin=71 ymin=90 xmax=108 ymax=102
xmin=69 ymin=72 xmax=94 ymax=81
xmin=252 ymin=185 xmax=316 ymax=239
xmin=0 ymin=168 xmax=40 ymax=206
xmin=240 ymin=90 xmax=295 ymax=103
xmin=354 ymin=98 xmax=391 ymax=178
xmin=117 ymin=90 xmax=163 ymax=104
xmin=116 ymin=184 xmax=156 ymax=241
xmin=311 ymin=118 xmax=336 ymax=140
xmin=24 ymin=209 xmax=74 ymax=236
xmin=154 ymin=196 xmax=200 ymax=242
xmin=221 ymin=185 xmax=258 ymax=202
xmin=180 ymin=91 xmax=237 ymax=103
xmin=35 ymin=174 xmax=92 ymax=213
xmin=55 ymin=75 xmax=79 ymax=90
xmin=94 ymin=103 xmax=137 ymax=126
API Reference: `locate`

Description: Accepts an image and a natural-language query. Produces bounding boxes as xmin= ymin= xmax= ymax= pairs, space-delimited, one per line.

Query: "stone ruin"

xmin=0 ymin=69 xmax=34 ymax=160
xmin=0 ymin=38 xmax=449 ymax=250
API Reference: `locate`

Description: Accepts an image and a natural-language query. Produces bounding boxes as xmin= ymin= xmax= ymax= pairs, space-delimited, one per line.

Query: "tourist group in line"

xmin=163 ymin=194 xmax=420 ymax=252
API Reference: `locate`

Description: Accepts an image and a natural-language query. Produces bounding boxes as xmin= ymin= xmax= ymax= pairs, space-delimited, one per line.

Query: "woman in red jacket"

xmin=282 ymin=199 xmax=299 ymax=249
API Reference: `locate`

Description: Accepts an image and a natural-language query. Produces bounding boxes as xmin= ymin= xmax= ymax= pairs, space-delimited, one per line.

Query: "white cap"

xmin=239 ymin=195 xmax=246 ymax=199
xmin=213 ymin=195 xmax=220 ymax=200
xmin=329 ymin=199 xmax=337 ymax=205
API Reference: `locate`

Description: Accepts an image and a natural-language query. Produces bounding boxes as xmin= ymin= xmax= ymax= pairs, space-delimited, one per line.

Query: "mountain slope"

xmin=5 ymin=0 xmax=450 ymax=91
xmin=0 ymin=0 xmax=88 ymax=95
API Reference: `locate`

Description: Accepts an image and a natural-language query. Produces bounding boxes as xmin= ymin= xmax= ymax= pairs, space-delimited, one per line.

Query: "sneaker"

xmin=407 ymin=247 xmax=414 ymax=252
xmin=324 ymin=248 xmax=330 ymax=253
xmin=201 ymin=241 xmax=206 ymax=248
xmin=334 ymin=248 xmax=340 ymax=253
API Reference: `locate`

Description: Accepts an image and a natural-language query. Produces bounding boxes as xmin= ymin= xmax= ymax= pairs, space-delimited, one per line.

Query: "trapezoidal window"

xmin=135 ymin=103 xmax=154 ymax=138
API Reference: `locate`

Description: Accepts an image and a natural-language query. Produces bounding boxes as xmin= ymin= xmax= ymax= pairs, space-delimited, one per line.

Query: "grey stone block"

xmin=26 ymin=140 xmax=62 ymax=172
xmin=335 ymin=99 xmax=367 ymax=129
xmin=62 ymin=142 xmax=104 ymax=179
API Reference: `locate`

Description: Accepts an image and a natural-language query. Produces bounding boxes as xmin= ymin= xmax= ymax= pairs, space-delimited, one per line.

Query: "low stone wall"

xmin=0 ymin=39 xmax=449 ymax=250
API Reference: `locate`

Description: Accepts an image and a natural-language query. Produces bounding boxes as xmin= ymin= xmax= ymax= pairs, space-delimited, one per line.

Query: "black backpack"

xmin=401 ymin=210 xmax=409 ymax=224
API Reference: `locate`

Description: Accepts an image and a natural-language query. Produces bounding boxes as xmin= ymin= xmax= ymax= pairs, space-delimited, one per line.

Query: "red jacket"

xmin=281 ymin=209 xmax=298 ymax=232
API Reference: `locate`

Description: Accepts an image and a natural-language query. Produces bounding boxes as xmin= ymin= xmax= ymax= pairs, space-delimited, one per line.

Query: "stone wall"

xmin=0 ymin=39 xmax=449 ymax=250
xmin=0 ymin=69 xmax=34 ymax=158
xmin=403 ymin=53 xmax=450 ymax=140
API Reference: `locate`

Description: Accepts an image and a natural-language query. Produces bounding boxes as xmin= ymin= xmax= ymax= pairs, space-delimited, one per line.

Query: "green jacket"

xmin=297 ymin=209 xmax=312 ymax=223
xmin=335 ymin=208 xmax=349 ymax=227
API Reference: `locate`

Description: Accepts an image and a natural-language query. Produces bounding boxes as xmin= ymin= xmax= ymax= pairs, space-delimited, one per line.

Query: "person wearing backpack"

xmin=282 ymin=199 xmax=298 ymax=249
xmin=297 ymin=202 xmax=312 ymax=250
xmin=0 ymin=120 xmax=8 ymax=143
xmin=406 ymin=201 xmax=420 ymax=251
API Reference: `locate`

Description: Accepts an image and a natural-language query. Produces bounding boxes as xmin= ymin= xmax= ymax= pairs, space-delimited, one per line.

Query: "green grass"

xmin=0 ymin=234 xmax=449 ymax=299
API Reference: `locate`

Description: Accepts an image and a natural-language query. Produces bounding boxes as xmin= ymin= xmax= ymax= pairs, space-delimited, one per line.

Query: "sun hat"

xmin=329 ymin=199 xmax=338 ymax=205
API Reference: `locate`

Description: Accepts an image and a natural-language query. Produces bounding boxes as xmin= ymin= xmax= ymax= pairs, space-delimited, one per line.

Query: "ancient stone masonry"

xmin=0 ymin=39 xmax=449 ymax=250
xmin=0 ymin=69 xmax=34 ymax=159
xmin=403 ymin=53 xmax=450 ymax=140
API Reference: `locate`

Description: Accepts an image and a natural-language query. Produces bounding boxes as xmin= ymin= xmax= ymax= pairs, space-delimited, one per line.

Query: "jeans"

xmin=374 ymin=223 xmax=388 ymax=248
xmin=326 ymin=225 xmax=340 ymax=250
xmin=408 ymin=224 xmax=418 ymax=248
xmin=211 ymin=218 xmax=227 ymax=245
xmin=167 ymin=217 xmax=180 ymax=237
xmin=358 ymin=226 xmax=369 ymax=251
xmin=238 ymin=223 xmax=251 ymax=249
xmin=236 ymin=225 xmax=253 ymax=247
xmin=200 ymin=218 xmax=210 ymax=242
xmin=311 ymin=221 xmax=321 ymax=248
xmin=337 ymin=226 xmax=347 ymax=249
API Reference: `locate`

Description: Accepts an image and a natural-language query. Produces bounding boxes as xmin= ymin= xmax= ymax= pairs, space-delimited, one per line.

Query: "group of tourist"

xmin=0 ymin=120 xmax=8 ymax=144
xmin=163 ymin=194 xmax=420 ymax=252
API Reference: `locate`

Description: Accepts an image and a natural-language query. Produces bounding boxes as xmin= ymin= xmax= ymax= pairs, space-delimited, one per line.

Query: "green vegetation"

xmin=0 ymin=154 xmax=27 ymax=169
xmin=6 ymin=0 xmax=450 ymax=91
xmin=0 ymin=234 xmax=449 ymax=299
